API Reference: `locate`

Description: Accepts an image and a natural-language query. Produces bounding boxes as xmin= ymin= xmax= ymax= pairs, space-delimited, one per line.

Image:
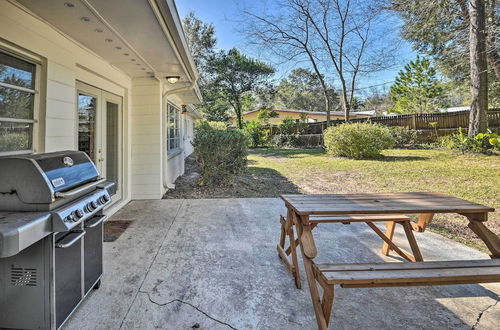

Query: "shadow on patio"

xmin=64 ymin=199 xmax=500 ymax=329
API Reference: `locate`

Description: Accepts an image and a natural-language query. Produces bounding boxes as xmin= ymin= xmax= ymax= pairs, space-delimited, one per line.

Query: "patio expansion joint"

xmin=471 ymin=298 xmax=499 ymax=330
xmin=138 ymin=290 xmax=238 ymax=329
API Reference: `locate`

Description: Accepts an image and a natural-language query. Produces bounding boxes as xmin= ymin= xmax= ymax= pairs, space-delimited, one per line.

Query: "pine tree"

xmin=390 ymin=56 xmax=445 ymax=114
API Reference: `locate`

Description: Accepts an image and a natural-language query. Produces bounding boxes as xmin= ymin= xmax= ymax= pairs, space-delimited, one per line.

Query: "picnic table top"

xmin=280 ymin=192 xmax=495 ymax=216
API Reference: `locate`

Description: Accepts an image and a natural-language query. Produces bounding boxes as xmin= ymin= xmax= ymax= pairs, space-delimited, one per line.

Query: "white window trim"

xmin=0 ymin=45 xmax=42 ymax=156
xmin=166 ymin=102 xmax=182 ymax=155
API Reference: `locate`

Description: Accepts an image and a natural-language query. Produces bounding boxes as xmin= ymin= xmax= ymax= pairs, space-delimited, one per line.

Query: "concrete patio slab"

xmin=64 ymin=198 xmax=499 ymax=330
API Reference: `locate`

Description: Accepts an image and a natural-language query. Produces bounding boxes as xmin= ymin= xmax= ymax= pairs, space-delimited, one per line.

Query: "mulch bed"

xmin=163 ymin=155 xmax=300 ymax=199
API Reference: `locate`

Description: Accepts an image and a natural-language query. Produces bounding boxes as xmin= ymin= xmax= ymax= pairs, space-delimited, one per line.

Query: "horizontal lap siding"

xmin=1 ymin=2 xmax=132 ymax=202
xmin=131 ymin=78 xmax=163 ymax=199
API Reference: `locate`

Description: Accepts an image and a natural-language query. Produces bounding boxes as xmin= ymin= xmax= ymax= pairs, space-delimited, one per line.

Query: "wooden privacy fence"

xmin=296 ymin=110 xmax=500 ymax=135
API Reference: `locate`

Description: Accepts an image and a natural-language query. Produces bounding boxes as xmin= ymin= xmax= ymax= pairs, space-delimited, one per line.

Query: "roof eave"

xmin=152 ymin=0 xmax=199 ymax=83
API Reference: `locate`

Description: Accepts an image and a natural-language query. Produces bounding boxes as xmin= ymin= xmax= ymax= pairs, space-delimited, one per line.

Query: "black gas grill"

xmin=0 ymin=150 xmax=115 ymax=329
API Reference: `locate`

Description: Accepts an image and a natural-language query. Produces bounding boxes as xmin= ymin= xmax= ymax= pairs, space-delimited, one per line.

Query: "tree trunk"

xmin=468 ymin=0 xmax=488 ymax=137
xmin=323 ymin=92 xmax=331 ymax=127
xmin=340 ymin=78 xmax=350 ymax=122
xmin=235 ymin=103 xmax=243 ymax=129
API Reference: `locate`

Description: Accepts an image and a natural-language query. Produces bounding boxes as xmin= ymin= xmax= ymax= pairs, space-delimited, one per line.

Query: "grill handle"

xmin=54 ymin=178 xmax=106 ymax=199
xmin=55 ymin=230 xmax=86 ymax=248
xmin=85 ymin=215 xmax=108 ymax=229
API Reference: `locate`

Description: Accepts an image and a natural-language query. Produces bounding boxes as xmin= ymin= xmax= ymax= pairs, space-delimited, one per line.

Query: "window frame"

xmin=166 ymin=102 xmax=182 ymax=154
xmin=0 ymin=47 xmax=41 ymax=156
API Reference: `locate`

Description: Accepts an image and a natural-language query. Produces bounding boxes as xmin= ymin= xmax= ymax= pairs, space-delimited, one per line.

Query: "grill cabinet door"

xmin=55 ymin=230 xmax=84 ymax=328
xmin=84 ymin=215 xmax=104 ymax=293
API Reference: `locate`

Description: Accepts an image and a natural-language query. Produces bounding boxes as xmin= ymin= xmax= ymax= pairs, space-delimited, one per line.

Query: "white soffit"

xmin=16 ymin=0 xmax=188 ymax=80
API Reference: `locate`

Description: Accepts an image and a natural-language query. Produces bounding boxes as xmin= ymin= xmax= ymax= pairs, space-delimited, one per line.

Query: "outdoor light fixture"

xmin=181 ymin=105 xmax=187 ymax=113
xmin=166 ymin=76 xmax=180 ymax=84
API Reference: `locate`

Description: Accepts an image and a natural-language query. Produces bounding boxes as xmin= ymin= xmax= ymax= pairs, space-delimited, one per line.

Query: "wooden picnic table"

xmin=279 ymin=192 xmax=499 ymax=330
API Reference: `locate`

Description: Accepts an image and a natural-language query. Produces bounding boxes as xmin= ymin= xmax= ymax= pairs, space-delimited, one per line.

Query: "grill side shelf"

xmin=0 ymin=212 xmax=52 ymax=258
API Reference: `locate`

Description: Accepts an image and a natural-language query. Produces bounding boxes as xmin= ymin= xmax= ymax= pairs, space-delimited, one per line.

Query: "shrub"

xmin=243 ymin=119 xmax=266 ymax=147
xmin=269 ymin=118 xmax=307 ymax=148
xmin=196 ymin=121 xmax=227 ymax=131
xmin=392 ymin=127 xmax=420 ymax=148
xmin=439 ymin=128 xmax=500 ymax=154
xmin=192 ymin=126 xmax=248 ymax=185
xmin=323 ymin=122 xmax=395 ymax=159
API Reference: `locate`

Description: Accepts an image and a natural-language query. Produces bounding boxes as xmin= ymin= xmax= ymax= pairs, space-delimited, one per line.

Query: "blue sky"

xmin=176 ymin=0 xmax=417 ymax=96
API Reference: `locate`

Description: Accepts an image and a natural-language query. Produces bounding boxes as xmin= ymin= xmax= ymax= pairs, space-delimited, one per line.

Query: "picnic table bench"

xmin=279 ymin=193 xmax=500 ymax=330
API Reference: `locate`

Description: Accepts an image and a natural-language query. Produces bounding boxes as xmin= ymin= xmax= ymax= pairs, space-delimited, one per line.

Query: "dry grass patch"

xmin=165 ymin=148 xmax=499 ymax=252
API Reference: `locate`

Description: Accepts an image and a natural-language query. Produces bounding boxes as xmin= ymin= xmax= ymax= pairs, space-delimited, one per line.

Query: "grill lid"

xmin=0 ymin=151 xmax=100 ymax=207
xmin=27 ymin=151 xmax=98 ymax=192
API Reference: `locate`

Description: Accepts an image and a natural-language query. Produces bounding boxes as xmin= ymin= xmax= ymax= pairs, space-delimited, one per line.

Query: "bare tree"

xmin=295 ymin=0 xmax=394 ymax=121
xmin=244 ymin=0 xmax=397 ymax=122
xmin=243 ymin=1 xmax=333 ymax=125
xmin=468 ymin=0 xmax=488 ymax=136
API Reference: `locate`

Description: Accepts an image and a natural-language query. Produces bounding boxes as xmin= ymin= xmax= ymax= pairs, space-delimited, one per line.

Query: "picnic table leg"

xmin=279 ymin=214 xmax=287 ymax=249
xmin=366 ymin=222 xmax=415 ymax=262
xmin=295 ymin=212 xmax=329 ymax=330
xmin=465 ymin=213 xmax=500 ymax=258
xmin=411 ymin=213 xmax=435 ymax=232
xmin=288 ymin=215 xmax=302 ymax=289
xmin=402 ymin=221 xmax=423 ymax=261
xmin=381 ymin=221 xmax=396 ymax=256
xmin=277 ymin=208 xmax=303 ymax=287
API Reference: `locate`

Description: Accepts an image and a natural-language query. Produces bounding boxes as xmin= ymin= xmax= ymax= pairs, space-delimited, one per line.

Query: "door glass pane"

xmin=106 ymin=101 xmax=119 ymax=184
xmin=78 ymin=94 xmax=96 ymax=161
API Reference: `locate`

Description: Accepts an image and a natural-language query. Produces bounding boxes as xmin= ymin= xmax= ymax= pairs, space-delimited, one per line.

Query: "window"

xmin=167 ymin=103 xmax=181 ymax=152
xmin=0 ymin=51 xmax=37 ymax=155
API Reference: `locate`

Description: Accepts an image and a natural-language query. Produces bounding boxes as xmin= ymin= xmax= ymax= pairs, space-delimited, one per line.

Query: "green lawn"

xmin=247 ymin=148 xmax=499 ymax=251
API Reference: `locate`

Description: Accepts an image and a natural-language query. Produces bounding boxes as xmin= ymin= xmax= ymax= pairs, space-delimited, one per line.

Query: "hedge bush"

xmin=192 ymin=125 xmax=248 ymax=185
xmin=195 ymin=121 xmax=227 ymax=131
xmin=323 ymin=122 xmax=395 ymax=159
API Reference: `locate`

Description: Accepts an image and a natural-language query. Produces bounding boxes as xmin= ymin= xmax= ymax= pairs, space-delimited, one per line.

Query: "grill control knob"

xmin=87 ymin=201 xmax=98 ymax=212
xmin=74 ymin=209 xmax=84 ymax=219
xmin=99 ymin=195 xmax=110 ymax=204
xmin=66 ymin=214 xmax=75 ymax=222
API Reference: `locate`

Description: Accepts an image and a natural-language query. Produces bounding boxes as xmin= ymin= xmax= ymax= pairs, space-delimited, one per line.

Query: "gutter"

xmin=162 ymin=81 xmax=197 ymax=190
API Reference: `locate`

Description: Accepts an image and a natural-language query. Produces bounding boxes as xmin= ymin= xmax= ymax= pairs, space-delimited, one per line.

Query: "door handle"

xmin=55 ymin=230 xmax=86 ymax=248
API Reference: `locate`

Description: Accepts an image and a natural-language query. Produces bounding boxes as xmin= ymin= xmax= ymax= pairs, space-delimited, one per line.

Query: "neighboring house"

xmin=230 ymin=109 xmax=373 ymax=125
xmin=0 ymin=0 xmax=202 ymax=215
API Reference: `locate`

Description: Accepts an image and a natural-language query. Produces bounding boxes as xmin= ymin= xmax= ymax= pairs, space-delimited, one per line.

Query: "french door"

xmin=76 ymin=82 xmax=122 ymax=203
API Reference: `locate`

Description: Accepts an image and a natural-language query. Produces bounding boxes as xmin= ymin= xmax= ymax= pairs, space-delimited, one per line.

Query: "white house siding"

xmin=130 ymin=77 xmax=163 ymax=199
xmin=0 ymin=2 xmax=131 ymax=208
xmin=1 ymin=1 xmax=198 ymax=212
